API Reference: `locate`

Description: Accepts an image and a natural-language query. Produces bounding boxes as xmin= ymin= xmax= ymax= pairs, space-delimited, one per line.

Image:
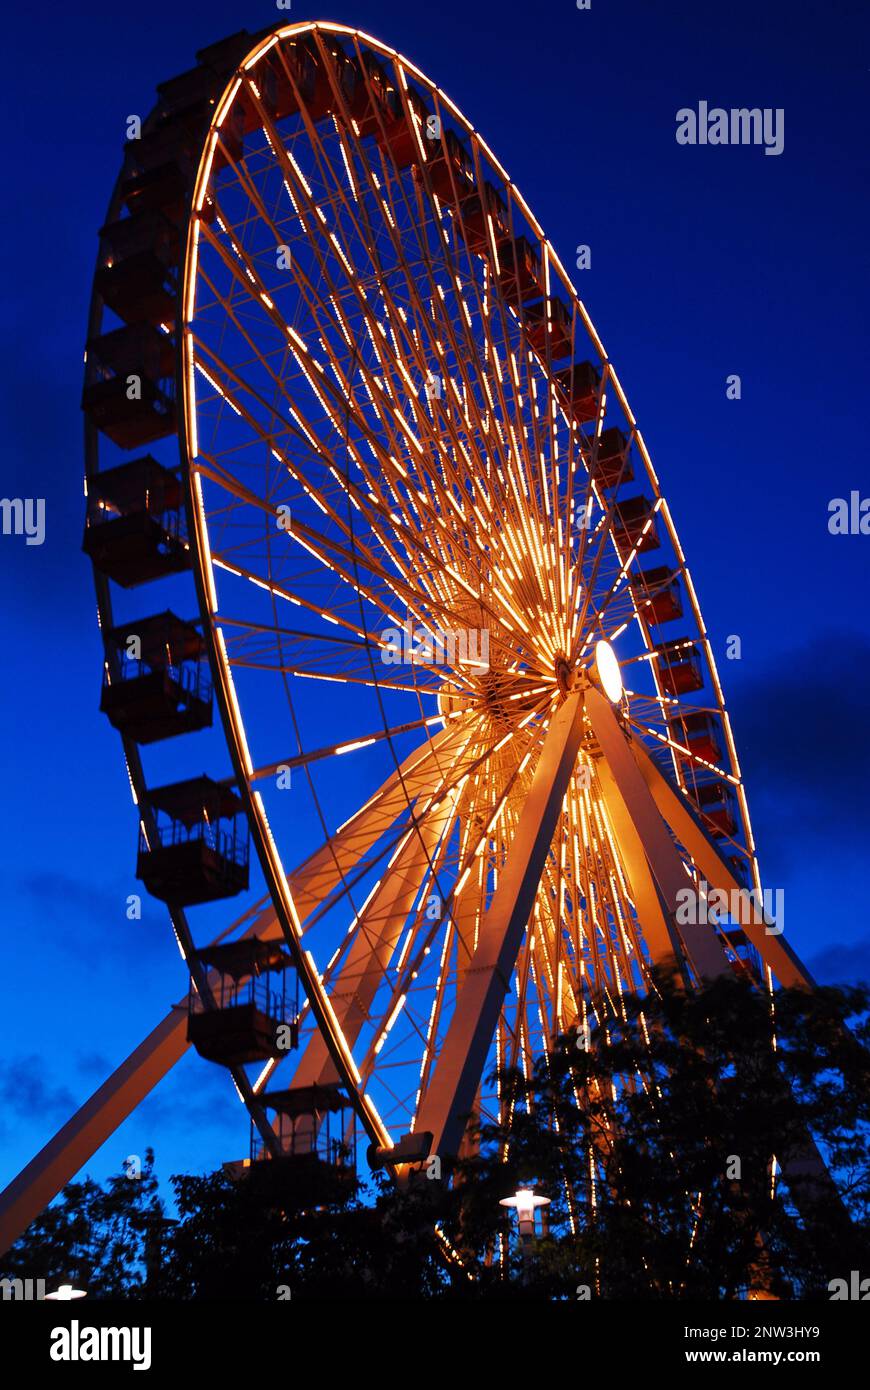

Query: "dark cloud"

xmin=16 ymin=872 xmax=168 ymax=969
xmin=0 ymin=1056 xmax=76 ymax=1137
xmin=808 ymin=937 xmax=870 ymax=989
xmin=75 ymin=1051 xmax=112 ymax=1079
xmin=135 ymin=1058 xmax=243 ymax=1160
xmin=19 ymin=871 xmax=127 ymax=927
xmin=726 ymin=629 xmax=870 ymax=871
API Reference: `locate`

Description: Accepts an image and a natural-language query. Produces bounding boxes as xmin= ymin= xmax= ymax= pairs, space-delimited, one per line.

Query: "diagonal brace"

xmin=413 ymin=691 xmax=586 ymax=1158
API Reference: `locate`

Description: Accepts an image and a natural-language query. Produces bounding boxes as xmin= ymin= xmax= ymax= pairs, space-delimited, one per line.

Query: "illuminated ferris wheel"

xmin=1 ymin=20 xmax=816 ymax=1247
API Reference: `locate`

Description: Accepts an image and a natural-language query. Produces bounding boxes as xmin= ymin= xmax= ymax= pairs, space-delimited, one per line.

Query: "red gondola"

xmin=554 ymin=360 xmax=601 ymax=424
xmin=100 ymin=611 xmax=212 ymax=744
xmin=653 ymin=638 xmax=704 ymax=694
xmin=629 ymin=566 xmax=682 ymax=625
xmin=591 ymin=427 xmax=634 ymax=488
xmin=523 ymin=298 xmax=573 ymax=360
xmin=82 ymin=456 xmax=189 ymax=588
xmin=668 ymin=710 xmax=724 ymax=765
xmin=426 ymin=128 xmax=475 ymax=202
xmin=456 ymin=181 xmax=510 ymax=253
xmin=498 ymin=236 xmax=543 ymax=306
xmin=613 ymin=494 xmax=659 ymax=554
xmin=137 ymin=776 xmax=250 ymax=906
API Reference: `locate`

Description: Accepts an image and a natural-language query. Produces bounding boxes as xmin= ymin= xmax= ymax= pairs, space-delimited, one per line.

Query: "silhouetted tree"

xmin=7 ymin=977 xmax=868 ymax=1300
xmin=152 ymin=1161 xmax=453 ymax=1299
xmin=445 ymin=971 xmax=870 ymax=1299
xmin=3 ymin=1149 xmax=163 ymax=1297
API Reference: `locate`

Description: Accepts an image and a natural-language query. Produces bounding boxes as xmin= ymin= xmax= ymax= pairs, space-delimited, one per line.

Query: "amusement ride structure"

xmin=0 ymin=20 xmax=827 ymax=1254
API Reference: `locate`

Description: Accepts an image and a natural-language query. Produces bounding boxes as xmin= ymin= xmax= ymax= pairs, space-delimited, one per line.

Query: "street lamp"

xmin=499 ymin=1187 xmax=551 ymax=1259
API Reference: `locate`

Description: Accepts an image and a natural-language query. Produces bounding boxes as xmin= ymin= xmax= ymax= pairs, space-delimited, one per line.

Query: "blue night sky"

xmin=1 ymin=0 xmax=868 ymax=1203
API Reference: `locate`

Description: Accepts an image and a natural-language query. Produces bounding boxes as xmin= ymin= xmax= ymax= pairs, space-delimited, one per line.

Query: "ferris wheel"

xmin=1 ymin=19 xmax=816 ymax=1249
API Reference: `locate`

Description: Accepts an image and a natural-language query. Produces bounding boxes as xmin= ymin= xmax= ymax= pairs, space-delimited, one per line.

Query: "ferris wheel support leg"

xmin=0 ymin=1005 xmax=189 ymax=1258
xmin=627 ymin=736 xmax=814 ymax=990
xmin=290 ymin=799 xmax=455 ymax=1090
xmin=593 ymin=753 xmax=693 ymax=981
xmin=621 ymin=730 xmax=855 ymax=1235
xmin=205 ymin=728 xmax=470 ymax=960
xmin=287 ymin=724 xmax=467 ymax=928
xmin=0 ymin=735 xmax=471 ymax=1251
xmin=413 ymin=691 xmax=586 ymax=1159
xmin=585 ymin=686 xmax=732 ymax=984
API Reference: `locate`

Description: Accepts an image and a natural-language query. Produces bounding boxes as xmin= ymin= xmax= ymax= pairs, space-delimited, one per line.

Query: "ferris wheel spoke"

xmin=286 ymin=795 xmax=458 ymax=1090
xmin=291 ymin=64 xmax=557 ymax=547
xmin=274 ymin=512 xmax=526 ymax=664
xmin=624 ymin=713 xmax=735 ymax=785
xmin=571 ymin=505 xmax=637 ymax=654
xmin=211 ymin=558 xmax=376 ymax=641
xmin=219 ymin=620 xmax=487 ymax=693
xmin=322 ymin=117 xmax=526 ymax=498
xmin=348 ymin=826 xmax=463 ymax=1095
xmin=358 ymin=727 xmax=543 ymax=1105
xmin=193 ymin=309 xmax=539 ymax=664
xmin=248 ymin=712 xmax=459 ymax=783
xmin=194 ymin=225 xmax=417 ymax=496
xmin=215 ymin=105 xmax=490 ymax=499
xmin=265 ymin=718 xmax=468 ymax=922
xmin=410 ymin=691 xmax=586 ymax=1151
xmin=230 ymin=659 xmax=443 ymax=697
xmin=200 ymin=163 xmax=575 ymax=669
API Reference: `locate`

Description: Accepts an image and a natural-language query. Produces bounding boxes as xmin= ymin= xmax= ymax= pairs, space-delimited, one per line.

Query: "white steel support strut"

xmin=628 ymin=734 xmax=814 ymax=989
xmin=0 ymin=682 xmax=834 ymax=1247
xmin=623 ymin=731 xmax=848 ymax=1221
xmin=0 ymin=1006 xmax=189 ymax=1257
xmin=292 ymin=797 xmax=455 ymax=1089
xmin=585 ymin=686 xmax=732 ymax=983
xmin=414 ymin=690 xmax=587 ymax=1159
xmin=0 ymin=734 xmax=463 ymax=1256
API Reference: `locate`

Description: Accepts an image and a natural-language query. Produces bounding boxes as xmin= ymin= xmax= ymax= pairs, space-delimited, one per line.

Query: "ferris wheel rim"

xmin=74 ymin=16 xmax=769 ymax=1174
xmin=168 ymin=19 xmax=763 ymax=1154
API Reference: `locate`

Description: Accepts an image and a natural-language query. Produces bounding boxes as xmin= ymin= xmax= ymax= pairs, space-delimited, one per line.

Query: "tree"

xmin=2 ymin=1149 xmax=163 ymax=1297
xmin=445 ymin=971 xmax=870 ymax=1298
xmin=7 ymin=976 xmax=868 ymax=1300
xmin=147 ymin=1159 xmax=458 ymax=1299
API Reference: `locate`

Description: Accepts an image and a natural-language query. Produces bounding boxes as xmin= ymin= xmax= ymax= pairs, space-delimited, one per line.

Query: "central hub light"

xmin=592 ymin=639 xmax=623 ymax=703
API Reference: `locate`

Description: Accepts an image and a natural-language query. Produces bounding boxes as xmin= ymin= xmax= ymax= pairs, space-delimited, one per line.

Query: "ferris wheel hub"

xmin=554 ymin=654 xmax=577 ymax=697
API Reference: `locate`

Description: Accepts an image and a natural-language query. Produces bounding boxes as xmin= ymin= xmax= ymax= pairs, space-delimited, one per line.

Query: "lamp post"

xmin=45 ymin=1218 xmax=90 ymax=1301
xmin=499 ymin=1187 xmax=550 ymax=1270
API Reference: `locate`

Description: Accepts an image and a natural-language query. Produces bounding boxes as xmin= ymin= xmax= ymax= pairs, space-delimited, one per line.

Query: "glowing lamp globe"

xmin=592 ymin=640 xmax=623 ymax=703
xmin=499 ymin=1186 xmax=551 ymax=1238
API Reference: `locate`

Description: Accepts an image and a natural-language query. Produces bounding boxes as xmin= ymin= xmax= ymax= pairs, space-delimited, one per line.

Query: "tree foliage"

xmin=6 ymin=976 xmax=869 ymax=1299
xmin=445 ymin=971 xmax=870 ymax=1298
xmin=2 ymin=1149 xmax=163 ymax=1297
